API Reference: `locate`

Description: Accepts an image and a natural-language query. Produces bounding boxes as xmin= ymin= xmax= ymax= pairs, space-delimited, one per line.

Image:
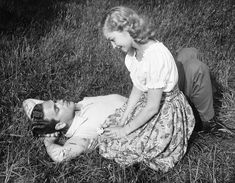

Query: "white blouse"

xmin=125 ymin=42 xmax=178 ymax=92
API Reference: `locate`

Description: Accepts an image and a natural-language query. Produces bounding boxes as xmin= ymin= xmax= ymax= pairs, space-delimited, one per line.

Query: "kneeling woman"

xmin=99 ymin=6 xmax=195 ymax=172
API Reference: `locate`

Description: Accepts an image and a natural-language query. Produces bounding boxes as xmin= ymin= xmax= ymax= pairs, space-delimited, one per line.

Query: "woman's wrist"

xmin=120 ymin=116 xmax=127 ymax=125
xmin=123 ymin=123 xmax=132 ymax=136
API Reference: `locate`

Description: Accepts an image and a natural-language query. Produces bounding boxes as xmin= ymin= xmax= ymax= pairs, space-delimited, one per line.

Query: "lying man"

xmin=23 ymin=94 xmax=126 ymax=162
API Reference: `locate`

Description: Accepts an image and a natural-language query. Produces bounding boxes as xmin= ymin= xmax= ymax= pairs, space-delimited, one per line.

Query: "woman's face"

xmin=42 ymin=100 xmax=75 ymax=123
xmin=104 ymin=29 xmax=133 ymax=53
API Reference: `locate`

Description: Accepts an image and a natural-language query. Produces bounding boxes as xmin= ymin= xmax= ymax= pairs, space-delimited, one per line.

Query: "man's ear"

xmin=55 ymin=122 xmax=66 ymax=130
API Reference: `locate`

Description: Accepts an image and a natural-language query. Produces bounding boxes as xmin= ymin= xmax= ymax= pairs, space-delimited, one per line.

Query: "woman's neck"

xmin=75 ymin=103 xmax=82 ymax=111
xmin=133 ymin=40 xmax=155 ymax=61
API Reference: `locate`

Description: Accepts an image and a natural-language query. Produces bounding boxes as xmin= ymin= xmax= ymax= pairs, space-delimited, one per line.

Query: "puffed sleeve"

xmin=144 ymin=47 xmax=172 ymax=89
xmin=125 ymin=54 xmax=133 ymax=72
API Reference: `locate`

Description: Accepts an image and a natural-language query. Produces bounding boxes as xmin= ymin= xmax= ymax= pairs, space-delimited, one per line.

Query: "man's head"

xmin=23 ymin=99 xmax=76 ymax=137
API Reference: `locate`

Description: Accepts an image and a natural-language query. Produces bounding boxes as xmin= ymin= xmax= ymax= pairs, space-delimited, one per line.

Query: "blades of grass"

xmin=212 ymin=145 xmax=217 ymax=183
xmin=193 ymin=158 xmax=200 ymax=183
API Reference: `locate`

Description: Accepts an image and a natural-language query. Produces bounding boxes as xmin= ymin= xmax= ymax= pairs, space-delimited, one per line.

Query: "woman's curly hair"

xmin=101 ymin=6 xmax=156 ymax=44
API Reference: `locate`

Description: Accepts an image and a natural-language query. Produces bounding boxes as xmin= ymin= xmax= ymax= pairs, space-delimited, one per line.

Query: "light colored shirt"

xmin=125 ymin=42 xmax=178 ymax=92
xmin=65 ymin=94 xmax=127 ymax=139
xmin=44 ymin=94 xmax=127 ymax=162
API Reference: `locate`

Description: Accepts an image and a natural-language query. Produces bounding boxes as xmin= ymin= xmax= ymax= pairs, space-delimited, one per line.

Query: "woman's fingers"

xmin=102 ymin=123 xmax=118 ymax=129
xmin=103 ymin=128 xmax=114 ymax=136
xmin=103 ymin=128 xmax=119 ymax=139
xmin=103 ymin=127 xmax=110 ymax=132
xmin=102 ymin=123 xmax=109 ymax=128
xmin=103 ymin=130 xmax=112 ymax=136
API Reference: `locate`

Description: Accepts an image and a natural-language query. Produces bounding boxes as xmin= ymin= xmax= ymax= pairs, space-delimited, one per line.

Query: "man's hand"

xmin=31 ymin=121 xmax=60 ymax=137
xmin=43 ymin=136 xmax=58 ymax=149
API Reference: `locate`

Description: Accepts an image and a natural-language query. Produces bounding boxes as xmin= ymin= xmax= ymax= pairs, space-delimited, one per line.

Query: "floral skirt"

xmin=98 ymin=87 xmax=195 ymax=172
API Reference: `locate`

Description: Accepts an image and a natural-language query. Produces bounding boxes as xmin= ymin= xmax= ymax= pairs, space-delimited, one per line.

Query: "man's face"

xmin=42 ymin=100 xmax=75 ymax=123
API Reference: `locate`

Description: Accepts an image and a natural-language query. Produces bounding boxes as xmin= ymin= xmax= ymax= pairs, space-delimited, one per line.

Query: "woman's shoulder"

xmin=144 ymin=41 xmax=173 ymax=61
xmin=125 ymin=48 xmax=136 ymax=69
xmin=147 ymin=40 xmax=165 ymax=50
xmin=142 ymin=41 xmax=163 ymax=56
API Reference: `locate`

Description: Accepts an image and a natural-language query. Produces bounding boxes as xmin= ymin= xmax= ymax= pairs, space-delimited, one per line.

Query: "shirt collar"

xmin=65 ymin=111 xmax=86 ymax=138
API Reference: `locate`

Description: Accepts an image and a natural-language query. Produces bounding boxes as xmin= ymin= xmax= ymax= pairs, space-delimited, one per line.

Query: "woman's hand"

xmin=103 ymin=126 xmax=128 ymax=139
xmin=119 ymin=114 xmax=128 ymax=126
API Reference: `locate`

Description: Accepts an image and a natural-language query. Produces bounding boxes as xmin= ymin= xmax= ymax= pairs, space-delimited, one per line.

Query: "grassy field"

xmin=0 ymin=0 xmax=234 ymax=182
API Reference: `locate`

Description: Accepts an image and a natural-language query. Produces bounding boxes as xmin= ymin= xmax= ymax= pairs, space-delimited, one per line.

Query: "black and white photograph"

xmin=0 ymin=0 xmax=234 ymax=182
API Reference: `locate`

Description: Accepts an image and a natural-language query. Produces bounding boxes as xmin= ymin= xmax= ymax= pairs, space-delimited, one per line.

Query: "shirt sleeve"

xmin=144 ymin=48 xmax=171 ymax=89
xmin=125 ymin=54 xmax=134 ymax=72
xmin=44 ymin=136 xmax=90 ymax=162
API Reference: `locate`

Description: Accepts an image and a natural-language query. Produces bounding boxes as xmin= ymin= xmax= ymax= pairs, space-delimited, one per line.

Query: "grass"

xmin=0 ymin=0 xmax=234 ymax=182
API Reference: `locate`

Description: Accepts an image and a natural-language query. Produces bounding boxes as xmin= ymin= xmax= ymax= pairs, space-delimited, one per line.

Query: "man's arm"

xmin=43 ymin=136 xmax=90 ymax=162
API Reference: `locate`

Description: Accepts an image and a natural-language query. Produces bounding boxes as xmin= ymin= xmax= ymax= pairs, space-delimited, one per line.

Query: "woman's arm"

xmin=124 ymin=88 xmax=163 ymax=134
xmin=44 ymin=136 xmax=90 ymax=162
xmin=104 ymin=88 xmax=163 ymax=138
xmin=120 ymin=85 xmax=143 ymax=124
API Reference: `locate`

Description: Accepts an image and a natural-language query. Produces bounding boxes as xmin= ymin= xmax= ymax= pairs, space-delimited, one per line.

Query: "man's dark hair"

xmin=31 ymin=103 xmax=44 ymax=121
xmin=31 ymin=104 xmax=61 ymax=137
